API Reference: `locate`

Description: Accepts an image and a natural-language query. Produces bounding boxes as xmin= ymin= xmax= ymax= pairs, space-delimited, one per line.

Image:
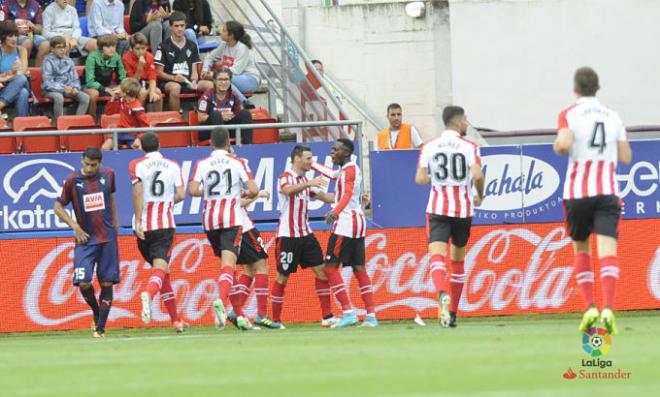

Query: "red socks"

xmin=574 ymin=252 xmax=595 ymax=309
xmin=218 ymin=266 xmax=234 ymax=307
xmin=354 ymin=270 xmax=375 ymax=314
xmin=315 ymin=278 xmax=332 ymax=319
xmin=324 ymin=267 xmax=351 ymax=311
xmin=271 ymin=281 xmax=286 ymax=322
xmin=600 ymin=256 xmax=620 ymax=309
xmin=160 ymin=274 xmax=180 ymax=323
xmin=146 ymin=268 xmax=166 ymax=299
xmin=449 ymin=260 xmax=465 ymax=313
xmin=429 ymin=254 xmax=447 ymax=293
xmin=254 ymin=274 xmax=269 ymax=318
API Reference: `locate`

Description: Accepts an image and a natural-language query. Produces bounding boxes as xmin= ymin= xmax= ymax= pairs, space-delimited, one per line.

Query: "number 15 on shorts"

xmin=74 ymin=267 xmax=86 ymax=281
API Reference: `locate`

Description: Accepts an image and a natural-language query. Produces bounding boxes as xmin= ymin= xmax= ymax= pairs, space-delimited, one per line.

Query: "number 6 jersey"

xmin=417 ymin=130 xmax=480 ymax=218
xmin=557 ymin=97 xmax=627 ymax=200
xmin=129 ymin=152 xmax=184 ymax=232
xmin=190 ymin=149 xmax=253 ymax=230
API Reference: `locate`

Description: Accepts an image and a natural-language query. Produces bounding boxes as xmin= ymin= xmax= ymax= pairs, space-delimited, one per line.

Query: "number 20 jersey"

xmin=417 ymin=130 xmax=480 ymax=218
xmin=190 ymin=150 xmax=253 ymax=231
xmin=557 ymin=97 xmax=627 ymax=200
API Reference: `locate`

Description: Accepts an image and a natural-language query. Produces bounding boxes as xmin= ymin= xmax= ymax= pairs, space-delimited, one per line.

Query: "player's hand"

xmin=148 ymin=90 xmax=161 ymax=102
xmin=69 ymin=37 xmax=78 ymax=49
xmin=221 ymin=111 xmax=234 ymax=121
xmin=473 ymin=195 xmax=483 ymax=207
xmin=173 ymin=74 xmax=186 ymax=83
xmin=132 ymin=138 xmax=142 ymax=150
xmin=138 ymin=55 xmax=146 ymax=65
xmin=116 ymin=32 xmax=127 ymax=40
xmin=258 ymin=190 xmax=271 ymax=200
xmin=201 ymin=71 xmax=212 ymax=80
xmin=135 ymin=223 xmax=145 ymax=240
xmin=325 ymin=210 xmax=338 ymax=225
xmin=63 ymin=86 xmax=73 ymax=95
xmin=199 ymin=26 xmax=210 ymax=35
xmin=307 ymin=176 xmax=328 ymax=189
xmin=73 ymin=224 xmax=90 ymax=244
xmin=361 ymin=194 xmax=370 ymax=208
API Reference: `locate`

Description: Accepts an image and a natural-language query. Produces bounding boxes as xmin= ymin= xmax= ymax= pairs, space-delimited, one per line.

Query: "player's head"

xmin=574 ymin=66 xmax=599 ymax=97
xmin=211 ymin=127 xmax=231 ymax=150
xmin=331 ymin=138 xmax=354 ymax=165
xmin=141 ymin=132 xmax=160 ymax=153
xmin=442 ymin=105 xmax=468 ymax=135
xmin=81 ymin=147 xmax=102 ymax=176
xmin=311 ymin=59 xmax=324 ymax=75
xmin=120 ymin=78 xmax=141 ymax=99
xmin=291 ymin=144 xmax=313 ymax=171
xmin=129 ymin=32 xmax=148 ymax=57
xmin=387 ymin=103 xmax=402 ymax=130
xmin=169 ymin=11 xmax=187 ymax=38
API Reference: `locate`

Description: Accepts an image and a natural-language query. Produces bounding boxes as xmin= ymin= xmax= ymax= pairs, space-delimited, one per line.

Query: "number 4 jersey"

xmin=190 ymin=149 xmax=254 ymax=231
xmin=129 ymin=152 xmax=184 ymax=231
xmin=557 ymin=97 xmax=627 ymax=200
xmin=417 ymin=130 xmax=480 ymax=218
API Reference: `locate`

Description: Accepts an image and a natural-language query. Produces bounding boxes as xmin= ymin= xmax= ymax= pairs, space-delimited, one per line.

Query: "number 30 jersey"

xmin=557 ymin=97 xmax=627 ymax=200
xmin=190 ymin=149 xmax=253 ymax=231
xmin=129 ymin=152 xmax=184 ymax=232
xmin=417 ymin=130 xmax=480 ymax=218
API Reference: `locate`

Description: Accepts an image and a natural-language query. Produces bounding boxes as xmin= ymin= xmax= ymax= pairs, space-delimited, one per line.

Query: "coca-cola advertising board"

xmin=2 ymin=220 xmax=659 ymax=332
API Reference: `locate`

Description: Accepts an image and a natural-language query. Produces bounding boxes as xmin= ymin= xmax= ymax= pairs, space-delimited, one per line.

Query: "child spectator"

xmin=43 ymin=0 xmax=97 ymax=56
xmin=0 ymin=20 xmax=29 ymax=118
xmin=41 ymin=35 xmax=90 ymax=118
xmin=2 ymin=0 xmax=50 ymax=67
xmin=101 ymin=77 xmax=148 ymax=150
xmin=122 ymin=32 xmax=162 ymax=111
xmin=85 ymin=34 xmax=126 ymax=117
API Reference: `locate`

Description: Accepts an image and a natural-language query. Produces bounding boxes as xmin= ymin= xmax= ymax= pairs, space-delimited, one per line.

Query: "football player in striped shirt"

xmin=188 ymin=128 xmax=259 ymax=330
xmin=416 ymin=106 xmax=484 ymax=328
xmin=554 ymin=67 xmax=632 ymax=335
xmin=312 ymin=139 xmax=376 ymax=328
xmin=129 ymin=132 xmax=188 ymax=333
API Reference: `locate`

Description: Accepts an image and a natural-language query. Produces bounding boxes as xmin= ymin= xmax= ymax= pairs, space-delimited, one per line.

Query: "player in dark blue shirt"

xmin=54 ymin=147 xmax=120 ymax=338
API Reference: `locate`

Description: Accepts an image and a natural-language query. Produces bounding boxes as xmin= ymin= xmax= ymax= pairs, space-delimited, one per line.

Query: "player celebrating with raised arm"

xmin=554 ymin=67 xmax=632 ymax=335
xmin=130 ymin=132 xmax=188 ymax=333
xmin=312 ymin=139 xmax=377 ymax=328
xmin=54 ymin=147 xmax=120 ymax=338
xmin=188 ymin=127 xmax=259 ymax=330
xmin=415 ymin=106 xmax=484 ymax=328
xmin=268 ymin=145 xmax=338 ymax=330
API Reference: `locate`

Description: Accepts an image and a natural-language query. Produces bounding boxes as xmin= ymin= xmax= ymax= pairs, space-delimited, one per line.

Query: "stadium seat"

xmin=188 ymin=110 xmax=208 ymax=146
xmin=0 ymin=119 xmax=15 ymax=153
xmin=197 ymin=35 xmax=220 ymax=53
xmin=57 ymin=115 xmax=102 ymax=152
xmin=250 ymin=108 xmax=279 ymax=144
xmin=13 ymin=116 xmax=58 ymax=153
xmin=124 ymin=15 xmax=131 ymax=34
xmin=146 ymin=111 xmax=190 ymax=148
xmin=79 ymin=16 xmax=89 ymax=37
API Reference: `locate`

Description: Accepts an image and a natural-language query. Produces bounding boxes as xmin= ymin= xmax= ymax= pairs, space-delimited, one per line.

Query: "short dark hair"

xmin=213 ymin=67 xmax=233 ymax=80
xmin=141 ymin=132 xmax=159 ymax=153
xmin=130 ymin=32 xmax=148 ymax=48
xmin=49 ymin=35 xmax=66 ymax=48
xmin=311 ymin=59 xmax=323 ymax=66
xmin=97 ymin=34 xmax=117 ymax=49
xmin=83 ymin=147 xmax=102 ymax=162
xmin=291 ymin=144 xmax=312 ymax=162
xmin=0 ymin=21 xmax=18 ymax=44
xmin=337 ymin=138 xmax=354 ymax=154
xmin=387 ymin=103 xmax=401 ymax=114
xmin=442 ymin=106 xmax=465 ymax=126
xmin=211 ymin=127 xmax=230 ymax=149
xmin=169 ymin=11 xmax=187 ymax=26
xmin=574 ymin=66 xmax=599 ymax=96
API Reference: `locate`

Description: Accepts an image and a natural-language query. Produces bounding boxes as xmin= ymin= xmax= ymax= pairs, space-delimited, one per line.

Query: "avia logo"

xmin=3 ymin=159 xmax=74 ymax=203
xmin=480 ymin=155 xmax=560 ymax=211
xmin=563 ymin=368 xmax=577 ymax=379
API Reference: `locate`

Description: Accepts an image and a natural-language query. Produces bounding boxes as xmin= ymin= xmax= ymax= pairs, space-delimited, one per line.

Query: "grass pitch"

xmin=1 ymin=311 xmax=659 ymax=397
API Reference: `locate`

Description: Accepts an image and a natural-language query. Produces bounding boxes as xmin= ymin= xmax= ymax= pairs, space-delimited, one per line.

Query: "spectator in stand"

xmin=2 ymin=0 xmax=50 ymax=67
xmin=376 ymin=103 xmax=423 ymax=150
xmin=197 ymin=67 xmax=253 ymax=144
xmin=201 ymin=20 xmax=260 ymax=104
xmin=85 ymin=34 xmax=125 ymax=117
xmin=154 ymin=11 xmax=211 ymax=111
xmin=88 ymin=0 xmax=129 ymax=54
xmin=122 ymin=32 xmax=162 ymax=111
xmin=172 ymin=0 xmax=212 ymax=46
xmin=41 ymin=35 xmax=89 ymax=118
xmin=102 ymin=77 xmax=148 ymax=150
xmin=0 ymin=20 xmax=29 ymax=117
xmin=43 ymin=0 xmax=97 ymax=56
xmin=129 ymin=0 xmax=171 ymax=53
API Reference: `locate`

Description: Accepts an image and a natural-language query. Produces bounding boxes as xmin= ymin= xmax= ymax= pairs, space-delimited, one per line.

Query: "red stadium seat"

xmin=250 ymin=108 xmax=279 ymax=144
xmin=124 ymin=15 xmax=131 ymax=34
xmin=57 ymin=115 xmax=101 ymax=152
xmin=146 ymin=111 xmax=190 ymax=148
xmin=188 ymin=110 xmax=208 ymax=146
xmin=0 ymin=119 xmax=15 ymax=153
xmin=13 ymin=116 xmax=58 ymax=153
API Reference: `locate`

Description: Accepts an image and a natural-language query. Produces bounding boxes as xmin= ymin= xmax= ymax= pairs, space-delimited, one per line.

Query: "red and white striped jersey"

xmin=417 ymin=130 xmax=480 ymax=218
xmin=276 ymin=170 xmax=317 ymax=238
xmin=313 ymin=161 xmax=367 ymax=238
xmin=239 ymin=206 xmax=255 ymax=233
xmin=191 ymin=149 xmax=253 ymax=230
xmin=129 ymin=152 xmax=183 ymax=231
xmin=558 ymin=97 xmax=627 ymax=199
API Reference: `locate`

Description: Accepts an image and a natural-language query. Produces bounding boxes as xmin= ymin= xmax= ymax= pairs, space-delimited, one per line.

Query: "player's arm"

xmin=244 ymin=179 xmax=259 ymax=199
xmin=53 ymin=200 xmax=90 ymax=244
xmin=471 ymin=164 xmax=485 ymax=207
xmin=415 ymin=166 xmax=431 ymax=185
xmin=110 ymin=193 xmax=120 ymax=232
xmin=617 ymin=140 xmax=632 ymax=165
xmin=241 ymin=189 xmax=269 ymax=207
xmin=188 ymin=180 xmax=203 ymax=197
xmin=132 ymin=181 xmax=145 ymax=239
xmin=174 ymin=166 xmax=186 ymax=204
xmin=282 ymin=176 xmax=327 ymax=197
xmin=553 ymin=128 xmax=573 ymax=156
xmin=311 ymin=162 xmax=339 ymax=180
xmin=325 ymin=166 xmax=355 ymax=224
xmin=314 ymin=191 xmax=335 ymax=204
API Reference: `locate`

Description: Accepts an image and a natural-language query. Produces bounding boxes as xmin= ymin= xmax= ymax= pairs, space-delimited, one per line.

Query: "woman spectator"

xmin=172 ymin=0 xmax=212 ymax=46
xmin=201 ymin=20 xmax=260 ymax=104
xmin=197 ymin=67 xmax=253 ymax=144
xmin=0 ymin=21 xmax=30 ymax=118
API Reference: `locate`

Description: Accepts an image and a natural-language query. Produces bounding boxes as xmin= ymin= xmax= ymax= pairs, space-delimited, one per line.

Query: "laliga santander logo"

xmin=582 ymin=327 xmax=612 ymax=357
xmin=3 ymin=159 xmax=74 ymax=203
xmin=479 ymin=155 xmax=560 ymax=211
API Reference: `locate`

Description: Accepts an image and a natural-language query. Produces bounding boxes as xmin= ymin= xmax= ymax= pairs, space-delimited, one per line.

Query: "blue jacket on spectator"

xmin=41 ymin=52 xmax=80 ymax=93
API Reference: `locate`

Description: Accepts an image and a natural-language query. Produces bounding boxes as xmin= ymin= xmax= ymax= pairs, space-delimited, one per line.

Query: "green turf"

xmin=1 ymin=311 xmax=658 ymax=397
